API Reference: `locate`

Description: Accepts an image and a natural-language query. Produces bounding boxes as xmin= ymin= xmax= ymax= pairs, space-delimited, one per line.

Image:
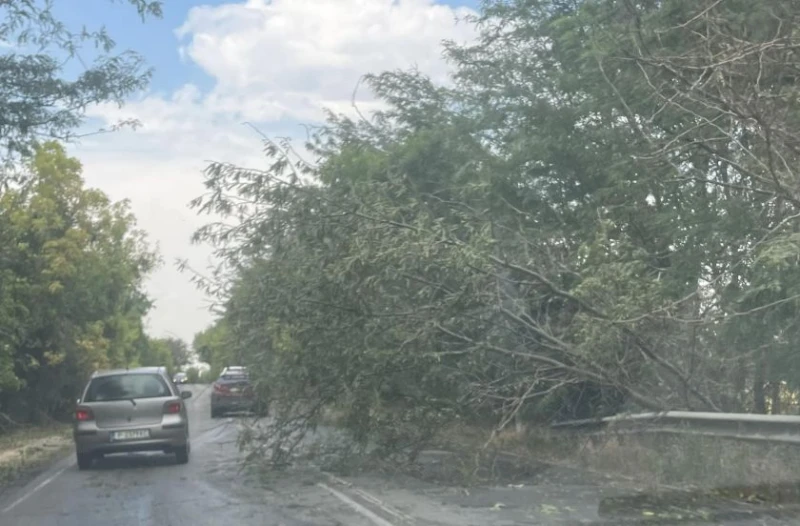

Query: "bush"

xmin=185 ymin=367 xmax=202 ymax=384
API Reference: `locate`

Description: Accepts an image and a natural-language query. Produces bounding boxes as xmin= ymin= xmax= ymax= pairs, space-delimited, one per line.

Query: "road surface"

xmin=0 ymin=384 xmax=378 ymax=526
xmin=1 ymin=385 xmax=798 ymax=525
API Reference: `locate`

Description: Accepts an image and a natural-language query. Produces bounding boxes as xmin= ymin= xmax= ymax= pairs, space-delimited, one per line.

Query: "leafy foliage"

xmin=0 ymin=142 xmax=158 ymax=422
xmin=192 ymin=0 xmax=800 ymax=464
xmin=138 ymin=337 xmax=176 ymax=373
xmin=193 ymin=320 xmax=232 ymax=371
xmin=0 ymin=1 xmax=164 ymax=424
xmin=162 ymin=337 xmax=191 ymax=368
xmin=0 ymin=0 xmax=162 ymax=178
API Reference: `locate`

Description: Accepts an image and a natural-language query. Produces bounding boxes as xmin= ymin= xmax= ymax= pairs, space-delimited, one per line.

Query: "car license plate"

xmin=230 ymin=387 xmax=240 ymax=393
xmin=110 ymin=429 xmax=150 ymax=441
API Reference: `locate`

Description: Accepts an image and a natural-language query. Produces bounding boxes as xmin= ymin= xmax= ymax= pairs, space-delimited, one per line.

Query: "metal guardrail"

xmin=551 ymin=411 xmax=800 ymax=445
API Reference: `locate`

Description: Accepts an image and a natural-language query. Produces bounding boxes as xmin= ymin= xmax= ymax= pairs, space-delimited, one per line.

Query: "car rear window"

xmin=84 ymin=374 xmax=171 ymax=402
xmin=220 ymin=373 xmax=248 ymax=381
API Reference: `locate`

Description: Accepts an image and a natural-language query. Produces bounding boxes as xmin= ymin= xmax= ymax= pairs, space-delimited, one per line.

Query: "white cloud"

xmin=175 ymin=0 xmax=475 ymax=120
xmin=74 ymin=0 xmax=478 ymax=343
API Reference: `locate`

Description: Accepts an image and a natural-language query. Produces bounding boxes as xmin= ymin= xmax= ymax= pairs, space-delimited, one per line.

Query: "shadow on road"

xmin=90 ymin=452 xmax=180 ymax=470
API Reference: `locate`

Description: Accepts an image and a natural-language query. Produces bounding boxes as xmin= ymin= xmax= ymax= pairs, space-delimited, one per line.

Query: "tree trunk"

xmin=753 ymin=350 xmax=767 ymax=414
xmin=770 ymin=381 xmax=781 ymax=415
xmin=723 ymin=355 xmax=747 ymax=412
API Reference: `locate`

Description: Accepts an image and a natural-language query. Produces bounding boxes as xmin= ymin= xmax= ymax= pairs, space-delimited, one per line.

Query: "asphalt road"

xmin=0 ymin=385 xmax=377 ymax=526
xmin=2 ymin=386 xmax=798 ymax=525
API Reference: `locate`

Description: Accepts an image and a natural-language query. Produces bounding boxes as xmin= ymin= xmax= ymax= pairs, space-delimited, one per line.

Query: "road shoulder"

xmin=0 ymin=425 xmax=72 ymax=498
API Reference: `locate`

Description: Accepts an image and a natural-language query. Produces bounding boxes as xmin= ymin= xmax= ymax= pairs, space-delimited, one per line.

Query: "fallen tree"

xmin=191 ymin=0 xmax=800 ymax=465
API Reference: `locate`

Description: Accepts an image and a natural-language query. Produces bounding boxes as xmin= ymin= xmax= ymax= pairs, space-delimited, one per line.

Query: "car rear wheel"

xmin=76 ymin=452 xmax=93 ymax=471
xmin=175 ymin=445 xmax=189 ymax=464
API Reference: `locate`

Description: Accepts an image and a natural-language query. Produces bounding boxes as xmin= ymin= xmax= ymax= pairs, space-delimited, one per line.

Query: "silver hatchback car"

xmin=73 ymin=367 xmax=192 ymax=470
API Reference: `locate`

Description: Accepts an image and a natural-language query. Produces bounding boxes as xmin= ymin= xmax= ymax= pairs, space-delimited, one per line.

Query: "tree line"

xmin=192 ymin=0 xmax=800 ymax=462
xmin=0 ymin=141 xmax=192 ymax=425
xmin=0 ymin=0 xmax=195 ymax=427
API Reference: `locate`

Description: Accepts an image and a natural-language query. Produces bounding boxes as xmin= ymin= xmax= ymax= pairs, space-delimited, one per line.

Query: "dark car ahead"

xmin=73 ymin=366 xmax=192 ymax=470
xmin=210 ymin=366 xmax=267 ymax=418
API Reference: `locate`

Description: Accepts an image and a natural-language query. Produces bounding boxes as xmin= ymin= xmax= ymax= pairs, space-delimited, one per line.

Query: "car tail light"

xmin=213 ymin=382 xmax=230 ymax=394
xmin=164 ymin=401 xmax=182 ymax=414
xmin=75 ymin=407 xmax=93 ymax=421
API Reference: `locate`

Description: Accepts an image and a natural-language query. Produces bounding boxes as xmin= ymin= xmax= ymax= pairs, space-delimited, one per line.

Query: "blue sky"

xmin=48 ymin=0 xmax=482 ymax=344
xmin=53 ymin=0 xmax=480 ymax=95
xmin=53 ymin=0 xmax=231 ymax=94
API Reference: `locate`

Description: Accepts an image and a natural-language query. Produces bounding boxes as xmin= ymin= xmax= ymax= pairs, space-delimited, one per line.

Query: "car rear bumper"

xmin=210 ymin=393 xmax=255 ymax=412
xmin=73 ymin=422 xmax=188 ymax=455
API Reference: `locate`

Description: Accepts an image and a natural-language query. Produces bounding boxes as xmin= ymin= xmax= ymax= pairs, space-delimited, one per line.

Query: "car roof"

xmin=91 ymin=366 xmax=168 ymax=378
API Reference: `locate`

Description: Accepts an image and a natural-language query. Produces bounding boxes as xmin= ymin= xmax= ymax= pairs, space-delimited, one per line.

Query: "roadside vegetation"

xmin=0 ymin=149 xmax=193 ymax=422
xmin=190 ymin=0 xmax=800 ymax=483
xmin=0 ymin=0 xmax=193 ymax=444
xmin=0 ymin=424 xmax=72 ymax=486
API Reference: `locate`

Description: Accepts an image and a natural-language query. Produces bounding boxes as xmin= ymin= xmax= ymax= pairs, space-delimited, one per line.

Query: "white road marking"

xmin=324 ymin=472 xmax=415 ymax=524
xmin=351 ymin=487 xmax=416 ymax=524
xmin=1 ymin=466 xmax=67 ymax=514
xmin=318 ymin=482 xmax=396 ymax=526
